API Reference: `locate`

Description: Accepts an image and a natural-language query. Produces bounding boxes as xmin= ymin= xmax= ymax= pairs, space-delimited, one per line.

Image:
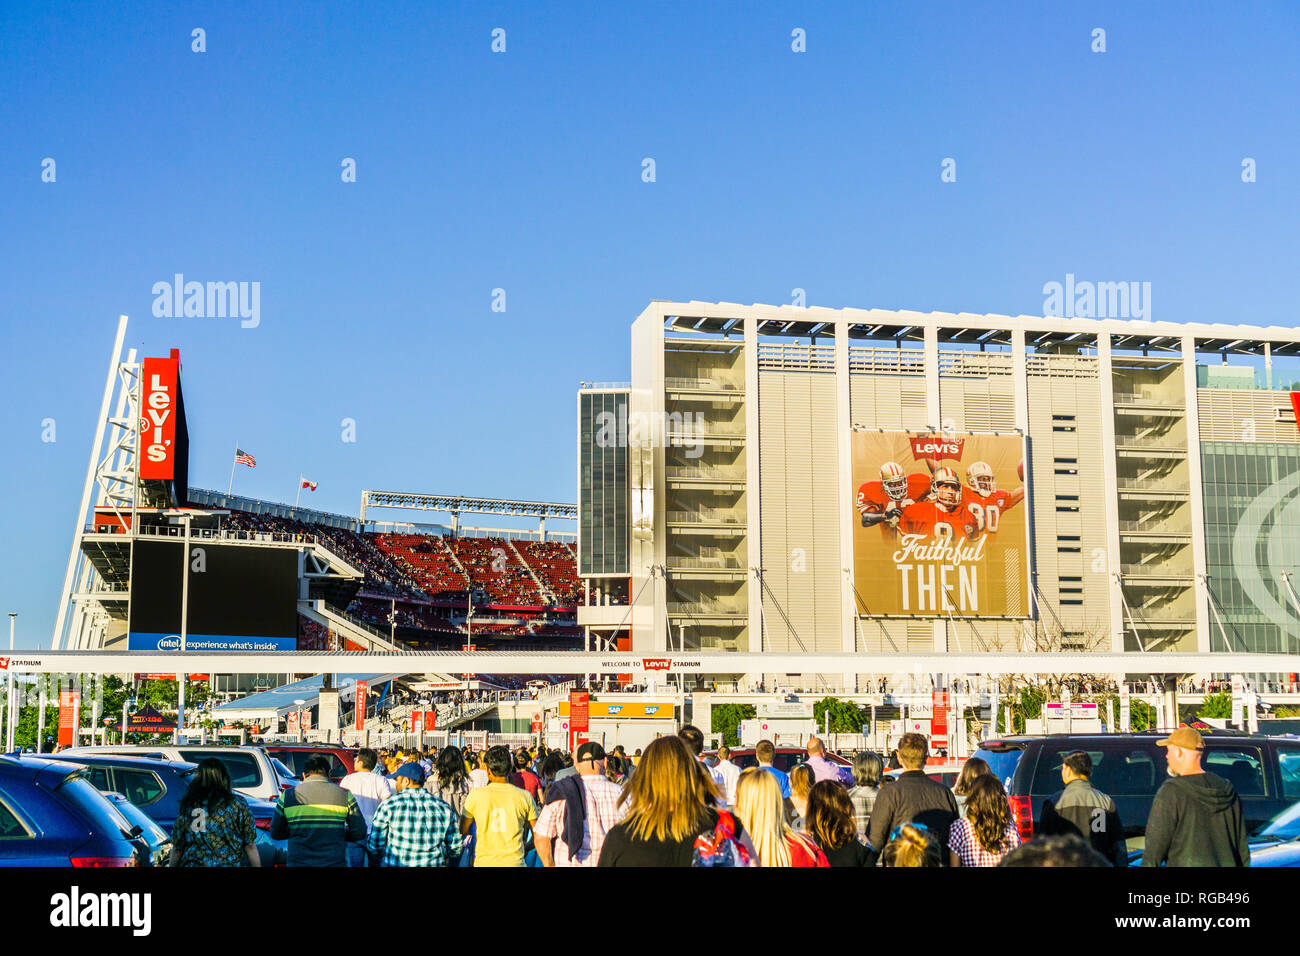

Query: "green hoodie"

xmin=1141 ymin=771 xmax=1250 ymax=867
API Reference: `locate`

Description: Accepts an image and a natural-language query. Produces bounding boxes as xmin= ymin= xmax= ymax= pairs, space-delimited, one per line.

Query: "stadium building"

xmin=577 ymin=301 xmax=1300 ymax=689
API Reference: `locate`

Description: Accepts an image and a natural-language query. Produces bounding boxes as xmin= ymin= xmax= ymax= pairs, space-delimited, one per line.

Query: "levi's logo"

xmin=910 ymin=436 xmax=965 ymax=460
xmin=642 ymin=658 xmax=671 ymax=672
xmin=0 ymin=657 xmax=8 ymax=670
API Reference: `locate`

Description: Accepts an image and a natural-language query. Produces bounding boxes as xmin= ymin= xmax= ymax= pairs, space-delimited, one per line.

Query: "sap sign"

xmin=127 ymin=632 xmax=299 ymax=652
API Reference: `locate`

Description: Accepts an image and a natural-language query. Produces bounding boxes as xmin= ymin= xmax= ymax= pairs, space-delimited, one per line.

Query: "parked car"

xmin=884 ymin=763 xmax=967 ymax=788
xmin=59 ymin=745 xmax=289 ymax=803
xmin=44 ymin=753 xmax=284 ymax=866
xmin=263 ymin=745 xmax=355 ymax=781
xmin=973 ymin=732 xmax=1300 ymax=848
xmin=102 ymin=792 xmax=171 ymax=867
xmin=0 ymin=755 xmax=147 ymax=867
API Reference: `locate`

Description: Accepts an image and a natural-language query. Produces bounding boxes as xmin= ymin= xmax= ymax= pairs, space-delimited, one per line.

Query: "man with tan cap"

xmin=1142 ymin=727 xmax=1250 ymax=867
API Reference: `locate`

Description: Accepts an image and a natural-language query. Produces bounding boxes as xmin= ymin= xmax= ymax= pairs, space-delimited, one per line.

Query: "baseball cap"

xmin=576 ymin=742 xmax=607 ymax=762
xmin=394 ymin=762 xmax=426 ymax=784
xmin=1156 ymin=727 xmax=1204 ymax=750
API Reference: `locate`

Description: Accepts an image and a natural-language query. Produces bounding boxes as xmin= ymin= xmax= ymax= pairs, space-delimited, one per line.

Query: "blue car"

xmin=0 ymin=754 xmax=146 ymax=867
xmin=44 ymin=753 xmax=285 ymax=866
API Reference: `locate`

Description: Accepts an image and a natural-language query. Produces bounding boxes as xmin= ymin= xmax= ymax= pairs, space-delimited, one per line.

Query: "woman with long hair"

xmin=170 ymin=758 xmax=260 ymax=867
xmin=952 ymin=756 xmax=991 ymax=819
xmin=599 ymin=736 xmax=746 ymax=867
xmin=806 ymin=780 xmax=872 ymax=867
xmin=788 ymin=763 xmax=815 ymax=829
xmin=947 ymin=774 xmax=1020 ymax=866
xmin=881 ymin=823 xmax=942 ymax=867
xmin=734 ymin=767 xmax=828 ymax=867
xmin=426 ymin=745 xmax=472 ymax=817
xmin=847 ymin=751 xmax=884 ymax=835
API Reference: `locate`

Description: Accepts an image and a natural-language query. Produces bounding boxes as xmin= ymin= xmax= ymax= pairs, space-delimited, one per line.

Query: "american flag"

xmin=235 ymin=448 xmax=256 ymax=468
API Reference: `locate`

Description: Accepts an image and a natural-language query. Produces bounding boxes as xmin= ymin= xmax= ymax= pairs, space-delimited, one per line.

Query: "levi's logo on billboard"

xmin=910 ymin=436 xmax=965 ymax=460
xmin=0 ymin=657 xmax=8 ymax=671
xmin=642 ymin=657 xmax=671 ymax=672
xmin=139 ymin=355 xmax=178 ymax=480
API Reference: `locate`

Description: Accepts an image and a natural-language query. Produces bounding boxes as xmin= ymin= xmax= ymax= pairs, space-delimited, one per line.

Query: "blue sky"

xmin=2 ymin=1 xmax=1298 ymax=648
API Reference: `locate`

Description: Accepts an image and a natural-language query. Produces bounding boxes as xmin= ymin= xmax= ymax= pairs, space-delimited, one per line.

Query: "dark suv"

xmin=974 ymin=732 xmax=1300 ymax=846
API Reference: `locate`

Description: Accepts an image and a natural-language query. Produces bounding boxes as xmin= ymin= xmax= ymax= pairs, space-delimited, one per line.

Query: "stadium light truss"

xmin=360 ymin=491 xmax=576 ymax=523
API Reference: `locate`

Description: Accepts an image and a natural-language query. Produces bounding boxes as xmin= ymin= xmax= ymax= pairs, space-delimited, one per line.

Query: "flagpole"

xmin=227 ymin=442 xmax=238 ymax=495
xmin=295 ymin=474 xmax=302 ymax=509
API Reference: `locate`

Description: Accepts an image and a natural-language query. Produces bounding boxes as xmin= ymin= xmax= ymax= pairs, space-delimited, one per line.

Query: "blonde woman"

xmin=789 ymin=763 xmax=815 ymax=829
xmin=599 ymin=736 xmax=749 ymax=866
xmin=734 ymin=767 xmax=828 ymax=867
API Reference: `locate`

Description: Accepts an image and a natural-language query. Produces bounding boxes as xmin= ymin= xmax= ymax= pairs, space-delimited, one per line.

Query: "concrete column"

xmin=1096 ymin=334 xmax=1127 ymax=651
xmin=835 ymin=321 xmax=856 ymax=688
xmin=745 ymin=317 xmax=764 ymax=656
xmin=1012 ymin=329 xmax=1036 ymax=624
xmin=924 ymin=322 xmax=941 ymax=430
xmin=1182 ymin=335 xmax=1211 ymax=653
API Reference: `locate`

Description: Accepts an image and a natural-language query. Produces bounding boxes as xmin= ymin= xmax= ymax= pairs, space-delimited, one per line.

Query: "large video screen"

xmin=128 ymin=540 xmax=299 ymax=650
xmin=852 ymin=430 xmax=1030 ymax=618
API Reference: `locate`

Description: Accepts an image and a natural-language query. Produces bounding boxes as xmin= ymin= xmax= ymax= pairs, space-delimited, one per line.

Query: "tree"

xmin=813 ymin=697 xmax=870 ymax=735
xmin=1198 ymin=692 xmax=1233 ymax=720
xmin=710 ymin=703 xmax=756 ymax=747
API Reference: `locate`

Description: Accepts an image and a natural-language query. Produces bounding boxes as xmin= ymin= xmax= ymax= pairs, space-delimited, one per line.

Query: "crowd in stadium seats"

xmin=522 ymin=540 xmax=581 ymax=605
xmin=444 ymin=536 xmax=544 ymax=605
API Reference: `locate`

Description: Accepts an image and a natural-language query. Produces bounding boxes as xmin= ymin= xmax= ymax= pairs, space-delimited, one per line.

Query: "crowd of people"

xmin=164 ymin=725 xmax=1251 ymax=868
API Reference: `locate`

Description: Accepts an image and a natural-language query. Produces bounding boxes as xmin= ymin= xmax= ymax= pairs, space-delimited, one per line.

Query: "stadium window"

xmin=1058 ymin=546 xmax=1082 ymax=554
xmin=1056 ymin=505 xmax=1080 ymax=513
xmin=1060 ymin=599 xmax=1084 ymax=606
xmin=1056 ymin=494 xmax=1080 ymax=502
xmin=1052 ymin=424 xmax=1077 ymax=432
xmin=1057 ymin=534 xmax=1081 ymax=541
xmin=1060 ymin=575 xmax=1083 ymax=582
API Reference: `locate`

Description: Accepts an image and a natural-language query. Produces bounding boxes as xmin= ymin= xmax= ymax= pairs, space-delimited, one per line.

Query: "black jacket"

xmin=867 ymin=770 xmax=960 ymax=854
xmin=1039 ymin=778 xmax=1127 ymax=866
xmin=1141 ymin=772 xmax=1250 ymax=868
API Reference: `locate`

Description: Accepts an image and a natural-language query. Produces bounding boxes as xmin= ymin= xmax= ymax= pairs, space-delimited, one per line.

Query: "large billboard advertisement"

xmin=852 ymin=430 xmax=1030 ymax=617
xmin=127 ymin=540 xmax=299 ymax=650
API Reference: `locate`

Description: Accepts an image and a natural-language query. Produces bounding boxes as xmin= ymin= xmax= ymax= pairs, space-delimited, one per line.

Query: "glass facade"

xmin=1201 ymin=441 xmax=1300 ymax=653
xmin=579 ymin=390 xmax=629 ymax=576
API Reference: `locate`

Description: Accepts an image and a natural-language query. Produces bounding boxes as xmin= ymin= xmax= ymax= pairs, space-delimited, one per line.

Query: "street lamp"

xmin=5 ymin=613 xmax=15 ymax=753
xmin=293 ymin=699 xmax=306 ymax=743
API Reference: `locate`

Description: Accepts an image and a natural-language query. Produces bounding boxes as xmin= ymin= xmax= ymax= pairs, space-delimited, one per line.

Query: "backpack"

xmin=691 ymin=810 xmax=751 ymax=867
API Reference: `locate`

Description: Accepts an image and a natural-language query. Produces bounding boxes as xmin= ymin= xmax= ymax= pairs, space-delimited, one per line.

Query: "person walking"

xmin=806 ymin=780 xmax=873 ymax=867
xmin=1038 ymin=750 xmax=1127 ymax=866
xmin=169 ymin=758 xmax=260 ymax=867
xmin=952 ymin=756 xmax=991 ymax=819
xmin=340 ymin=748 xmax=395 ymax=866
xmin=271 ymin=754 xmax=368 ymax=867
xmin=366 ymin=762 xmax=462 ymax=867
xmin=534 ymin=742 xmax=626 ymax=867
xmin=427 ymin=746 xmax=472 ymax=818
xmin=599 ymin=736 xmax=750 ymax=867
xmin=804 ymin=736 xmax=848 ymax=785
xmin=734 ymin=767 xmax=826 ymax=867
xmin=460 ymin=745 xmax=538 ymax=867
xmin=754 ymin=739 xmax=792 ymax=800
xmin=1142 ymin=728 xmax=1250 ymax=867
xmin=468 ymin=750 xmax=490 ymax=790
xmin=847 ymin=750 xmax=884 ymax=836
xmin=713 ymin=746 xmax=741 ymax=809
xmin=509 ymin=749 xmax=542 ymax=805
xmin=947 ymin=775 xmax=1021 ymax=867
xmin=678 ymin=724 xmax=727 ymax=800
xmin=868 ymin=733 xmax=959 ymax=856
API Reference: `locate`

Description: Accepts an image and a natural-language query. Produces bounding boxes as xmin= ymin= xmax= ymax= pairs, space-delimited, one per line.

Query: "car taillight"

xmin=71 ymin=856 xmax=137 ymax=867
xmin=254 ymin=816 xmax=271 ymax=830
xmin=1008 ymin=795 xmax=1033 ymax=842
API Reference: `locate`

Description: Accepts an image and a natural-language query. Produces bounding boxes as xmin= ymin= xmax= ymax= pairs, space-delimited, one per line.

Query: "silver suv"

xmin=59 ymin=745 xmax=290 ymax=803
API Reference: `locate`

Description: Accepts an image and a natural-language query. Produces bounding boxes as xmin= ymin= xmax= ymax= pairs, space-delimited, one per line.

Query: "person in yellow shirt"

xmin=461 ymin=745 xmax=538 ymax=866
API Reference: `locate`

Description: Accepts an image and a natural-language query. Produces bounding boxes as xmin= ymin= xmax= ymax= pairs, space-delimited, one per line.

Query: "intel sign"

xmin=128 ymin=632 xmax=299 ymax=652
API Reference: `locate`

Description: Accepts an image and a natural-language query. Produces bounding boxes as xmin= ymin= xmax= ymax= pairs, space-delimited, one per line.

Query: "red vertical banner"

xmin=139 ymin=355 xmax=179 ymax=479
xmin=423 ymin=709 xmax=436 ymax=732
xmin=354 ymin=681 xmax=368 ymax=732
xmin=1289 ymin=392 xmax=1300 ymax=433
xmin=58 ymin=691 xmax=81 ymax=747
xmin=287 ymin=711 xmax=300 ymax=735
xmin=412 ymin=710 xmax=425 ymax=740
xmin=569 ymin=691 xmax=590 ymax=732
xmin=931 ymin=690 xmax=950 ymax=740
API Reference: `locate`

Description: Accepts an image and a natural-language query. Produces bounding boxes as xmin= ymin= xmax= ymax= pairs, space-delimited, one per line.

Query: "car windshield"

xmin=973 ymin=748 xmax=1024 ymax=789
xmin=1257 ymin=800 xmax=1300 ymax=841
xmin=272 ymin=758 xmax=299 ymax=780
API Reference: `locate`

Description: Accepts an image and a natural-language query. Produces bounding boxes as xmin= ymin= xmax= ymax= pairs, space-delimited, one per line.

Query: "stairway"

xmin=509 ymin=539 xmax=554 ymax=604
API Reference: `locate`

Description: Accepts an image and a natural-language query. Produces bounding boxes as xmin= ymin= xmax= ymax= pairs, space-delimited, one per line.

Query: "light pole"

xmin=294 ymin=699 xmax=306 ymax=743
xmin=5 ymin=613 xmax=15 ymax=753
xmin=175 ymin=513 xmax=192 ymax=744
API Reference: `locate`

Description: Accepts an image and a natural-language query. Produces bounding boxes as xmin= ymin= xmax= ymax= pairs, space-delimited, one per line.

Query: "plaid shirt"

xmin=534 ymin=774 xmax=627 ymax=866
xmin=366 ymin=788 xmax=462 ymax=867
xmin=946 ymin=816 xmax=1021 ymax=867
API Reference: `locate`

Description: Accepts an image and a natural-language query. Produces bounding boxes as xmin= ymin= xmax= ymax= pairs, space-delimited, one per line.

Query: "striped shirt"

xmin=366 ymin=788 xmax=462 ymax=867
xmin=271 ymin=777 xmax=367 ymax=867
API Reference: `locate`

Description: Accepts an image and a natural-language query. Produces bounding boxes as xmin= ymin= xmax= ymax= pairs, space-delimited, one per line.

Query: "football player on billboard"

xmin=857 ymin=461 xmax=932 ymax=536
xmin=960 ymin=459 xmax=1026 ymax=535
xmin=900 ymin=466 xmax=978 ymax=539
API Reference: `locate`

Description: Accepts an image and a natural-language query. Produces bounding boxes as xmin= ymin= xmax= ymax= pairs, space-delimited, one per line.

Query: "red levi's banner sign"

xmin=58 ymin=691 xmax=81 ymax=747
xmin=569 ymin=692 xmax=590 ymax=732
xmin=642 ymin=658 xmax=671 ymax=672
xmin=424 ymin=710 xmax=436 ymax=731
xmin=355 ymin=681 xmax=367 ymax=732
xmin=139 ymin=355 xmax=179 ymax=480
xmin=909 ymin=436 xmax=965 ymax=461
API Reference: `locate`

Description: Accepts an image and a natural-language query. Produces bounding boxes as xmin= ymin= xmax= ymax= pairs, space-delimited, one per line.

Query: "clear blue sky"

xmin=2 ymin=1 xmax=1298 ymax=648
